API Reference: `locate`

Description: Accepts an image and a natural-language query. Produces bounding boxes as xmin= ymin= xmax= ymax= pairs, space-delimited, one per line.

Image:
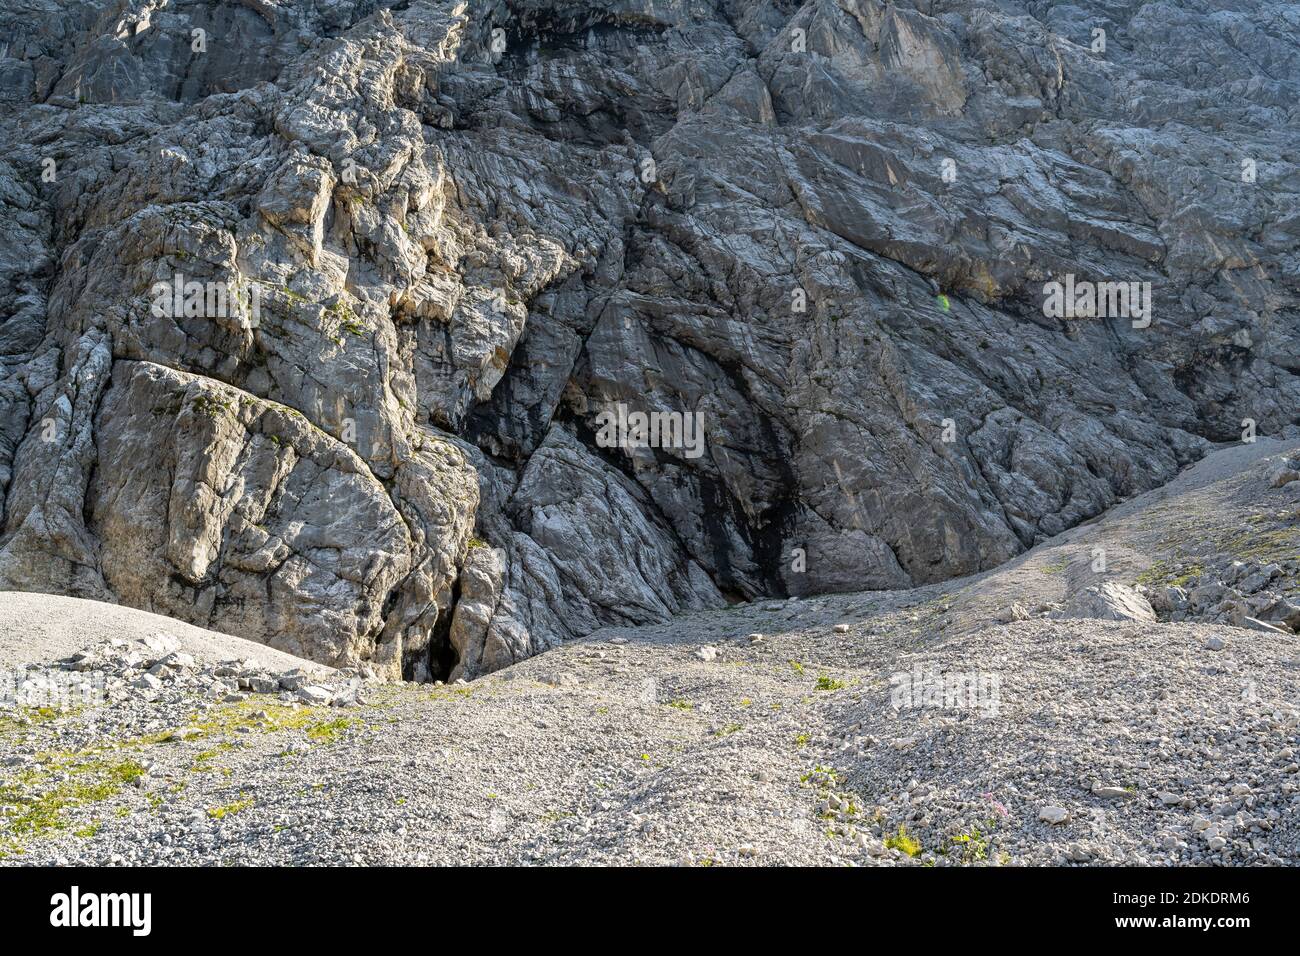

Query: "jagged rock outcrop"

xmin=0 ymin=0 xmax=1297 ymax=678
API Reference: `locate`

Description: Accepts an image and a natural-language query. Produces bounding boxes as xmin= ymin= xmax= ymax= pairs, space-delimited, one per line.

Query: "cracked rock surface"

xmin=0 ymin=0 xmax=1297 ymax=679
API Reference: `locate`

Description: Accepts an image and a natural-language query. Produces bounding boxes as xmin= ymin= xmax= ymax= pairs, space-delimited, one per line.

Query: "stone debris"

xmin=51 ymin=633 xmax=367 ymax=708
xmin=1140 ymin=553 xmax=1300 ymax=635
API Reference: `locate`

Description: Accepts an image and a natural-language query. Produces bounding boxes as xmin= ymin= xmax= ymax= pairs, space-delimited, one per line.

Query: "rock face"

xmin=0 ymin=1 xmax=1297 ymax=679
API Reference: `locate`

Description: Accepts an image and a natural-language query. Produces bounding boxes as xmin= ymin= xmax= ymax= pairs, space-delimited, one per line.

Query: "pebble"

xmin=1092 ymin=785 xmax=1134 ymax=799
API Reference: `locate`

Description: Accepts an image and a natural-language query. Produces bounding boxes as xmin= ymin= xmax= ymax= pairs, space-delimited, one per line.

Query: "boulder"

xmin=1268 ymin=458 xmax=1300 ymax=489
xmin=1060 ymin=582 xmax=1157 ymax=625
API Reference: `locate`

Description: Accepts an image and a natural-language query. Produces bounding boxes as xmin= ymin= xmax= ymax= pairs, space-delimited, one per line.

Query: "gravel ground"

xmin=1 ymin=442 xmax=1297 ymax=866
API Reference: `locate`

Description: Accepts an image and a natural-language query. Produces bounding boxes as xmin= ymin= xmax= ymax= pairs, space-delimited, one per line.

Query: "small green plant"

xmin=885 ymin=825 xmax=922 ymax=857
xmin=789 ymin=660 xmax=805 ymax=675
xmin=190 ymin=393 xmax=231 ymax=419
xmin=666 ymin=699 xmax=693 ymax=711
xmin=800 ymin=765 xmax=839 ymax=787
xmin=0 ymin=705 xmax=67 ymax=736
xmin=305 ymin=717 xmax=354 ymax=744
xmin=949 ymin=826 xmax=990 ymax=863
xmin=794 ymin=732 xmax=811 ymax=748
xmin=207 ymin=797 xmax=254 ymax=820
xmin=193 ymin=742 xmax=235 ymax=764
xmin=815 ymin=675 xmax=846 ymax=692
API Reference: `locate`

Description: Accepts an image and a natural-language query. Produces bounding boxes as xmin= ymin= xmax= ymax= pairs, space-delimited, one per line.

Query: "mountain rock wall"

xmin=0 ymin=0 xmax=1296 ymax=678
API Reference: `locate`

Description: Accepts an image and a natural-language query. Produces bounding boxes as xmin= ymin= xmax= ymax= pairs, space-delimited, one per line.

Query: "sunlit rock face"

xmin=1 ymin=0 xmax=1296 ymax=678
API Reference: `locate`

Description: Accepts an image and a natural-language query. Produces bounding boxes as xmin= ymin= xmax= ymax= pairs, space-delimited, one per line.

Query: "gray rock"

xmin=1150 ymin=586 xmax=1188 ymax=614
xmin=295 ymin=686 xmax=334 ymax=706
xmin=1061 ymin=583 xmax=1157 ymax=625
xmin=1189 ymin=584 xmax=1229 ymax=612
xmin=1265 ymin=601 xmax=1300 ymax=631
xmin=1268 ymin=458 xmax=1300 ymax=488
xmin=1092 ymin=785 xmax=1135 ymax=800
xmin=1212 ymin=597 xmax=1248 ymax=627
xmin=1243 ymin=617 xmax=1289 ymax=635
xmin=1039 ymin=806 xmax=1070 ymax=825
xmin=1236 ymin=565 xmax=1280 ymax=594
xmin=1000 ymin=603 xmax=1032 ymax=623
xmin=446 ymin=544 xmax=506 ymax=683
xmin=537 ymin=672 xmax=579 ymax=689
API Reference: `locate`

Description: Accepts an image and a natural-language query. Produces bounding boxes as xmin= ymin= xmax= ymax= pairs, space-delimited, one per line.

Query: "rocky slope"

xmin=1 ymin=442 xmax=1297 ymax=866
xmin=0 ymin=0 xmax=1297 ymax=681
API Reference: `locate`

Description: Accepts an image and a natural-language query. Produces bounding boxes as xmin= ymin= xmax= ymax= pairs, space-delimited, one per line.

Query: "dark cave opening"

xmin=421 ymin=577 xmax=462 ymax=683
